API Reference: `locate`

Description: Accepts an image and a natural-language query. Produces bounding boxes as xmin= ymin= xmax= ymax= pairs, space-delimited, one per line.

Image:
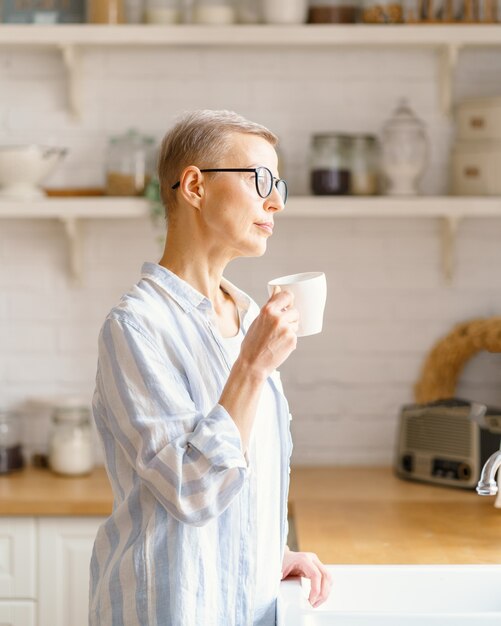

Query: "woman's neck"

xmin=158 ymin=233 xmax=229 ymax=307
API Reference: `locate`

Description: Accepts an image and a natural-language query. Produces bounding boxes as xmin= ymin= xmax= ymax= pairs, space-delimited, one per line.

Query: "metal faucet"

xmin=476 ymin=448 xmax=501 ymax=496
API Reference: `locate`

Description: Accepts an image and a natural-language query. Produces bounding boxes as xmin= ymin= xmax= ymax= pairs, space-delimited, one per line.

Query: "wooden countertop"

xmin=1 ymin=465 xmax=500 ymax=564
xmin=0 ymin=466 xmax=112 ymax=516
xmin=288 ymin=466 xmax=501 ymax=564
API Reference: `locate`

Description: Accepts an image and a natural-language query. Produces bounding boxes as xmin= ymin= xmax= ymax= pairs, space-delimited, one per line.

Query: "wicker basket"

xmin=414 ymin=317 xmax=501 ymax=404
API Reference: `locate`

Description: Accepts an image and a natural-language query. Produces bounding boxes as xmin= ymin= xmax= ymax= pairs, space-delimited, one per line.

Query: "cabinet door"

xmin=0 ymin=519 xmax=36 ymax=599
xmin=0 ymin=601 xmax=36 ymax=626
xmin=38 ymin=517 xmax=104 ymax=626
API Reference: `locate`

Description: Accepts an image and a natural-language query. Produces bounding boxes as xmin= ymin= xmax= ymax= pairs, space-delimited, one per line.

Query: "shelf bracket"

xmin=61 ymin=217 xmax=84 ymax=286
xmin=59 ymin=44 xmax=82 ymax=120
xmin=441 ymin=215 xmax=461 ymax=284
xmin=439 ymin=44 xmax=461 ymax=117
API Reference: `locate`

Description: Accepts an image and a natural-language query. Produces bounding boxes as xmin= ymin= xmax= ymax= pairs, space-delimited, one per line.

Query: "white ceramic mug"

xmin=267 ymin=272 xmax=327 ymax=337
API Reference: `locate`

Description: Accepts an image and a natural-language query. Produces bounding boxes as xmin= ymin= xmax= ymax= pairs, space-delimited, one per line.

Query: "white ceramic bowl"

xmin=0 ymin=145 xmax=67 ymax=200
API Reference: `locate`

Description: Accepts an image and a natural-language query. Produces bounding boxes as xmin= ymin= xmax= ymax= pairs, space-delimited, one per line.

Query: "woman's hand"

xmin=281 ymin=548 xmax=333 ymax=608
xmin=238 ymin=287 xmax=299 ymax=381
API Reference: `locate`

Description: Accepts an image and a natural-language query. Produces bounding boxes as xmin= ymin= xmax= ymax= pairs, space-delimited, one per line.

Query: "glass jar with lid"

xmin=106 ymin=129 xmax=156 ymax=196
xmin=310 ymin=133 xmax=352 ymax=195
xmin=48 ymin=401 xmax=94 ymax=476
xmin=308 ymin=0 xmax=359 ymax=23
xmin=0 ymin=409 xmax=24 ymax=474
xmin=361 ymin=0 xmax=403 ymax=22
xmin=380 ymin=98 xmax=428 ymax=195
xmin=192 ymin=0 xmax=236 ymax=23
xmin=350 ymin=134 xmax=379 ymax=195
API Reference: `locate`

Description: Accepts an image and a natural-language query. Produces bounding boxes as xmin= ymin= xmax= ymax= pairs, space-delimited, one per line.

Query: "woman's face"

xmin=198 ymin=132 xmax=285 ymax=259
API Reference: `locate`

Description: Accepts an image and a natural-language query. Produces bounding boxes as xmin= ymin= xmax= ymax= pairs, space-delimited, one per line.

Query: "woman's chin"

xmin=250 ymin=241 xmax=268 ymax=258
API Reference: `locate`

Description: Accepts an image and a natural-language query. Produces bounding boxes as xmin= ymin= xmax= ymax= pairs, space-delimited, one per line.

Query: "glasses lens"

xmin=256 ymin=167 xmax=273 ymax=198
xmin=276 ymin=179 xmax=288 ymax=204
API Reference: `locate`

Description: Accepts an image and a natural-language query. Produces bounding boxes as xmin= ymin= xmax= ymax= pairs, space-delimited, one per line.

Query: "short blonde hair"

xmin=157 ymin=109 xmax=278 ymax=219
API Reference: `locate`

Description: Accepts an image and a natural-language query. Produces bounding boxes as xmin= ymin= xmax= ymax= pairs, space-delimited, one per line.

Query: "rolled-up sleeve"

xmin=96 ymin=316 xmax=248 ymax=526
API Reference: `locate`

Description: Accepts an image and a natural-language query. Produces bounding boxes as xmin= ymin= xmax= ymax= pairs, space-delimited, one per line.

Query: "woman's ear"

xmin=178 ymin=166 xmax=204 ymax=210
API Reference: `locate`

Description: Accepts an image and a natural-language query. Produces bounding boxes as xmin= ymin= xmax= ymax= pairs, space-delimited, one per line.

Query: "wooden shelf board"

xmin=0 ymin=24 xmax=500 ymax=47
xmin=0 ymin=197 xmax=150 ymax=219
xmin=2 ymin=196 xmax=501 ymax=219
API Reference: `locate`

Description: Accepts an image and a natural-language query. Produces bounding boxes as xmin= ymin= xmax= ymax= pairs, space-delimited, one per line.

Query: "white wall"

xmin=2 ymin=44 xmax=501 ymax=465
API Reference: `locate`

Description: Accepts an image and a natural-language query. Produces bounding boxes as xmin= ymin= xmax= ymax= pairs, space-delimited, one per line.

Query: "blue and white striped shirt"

xmin=89 ymin=262 xmax=293 ymax=626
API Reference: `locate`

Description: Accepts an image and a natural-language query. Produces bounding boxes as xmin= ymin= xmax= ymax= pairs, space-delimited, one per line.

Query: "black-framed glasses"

xmin=171 ymin=167 xmax=288 ymax=205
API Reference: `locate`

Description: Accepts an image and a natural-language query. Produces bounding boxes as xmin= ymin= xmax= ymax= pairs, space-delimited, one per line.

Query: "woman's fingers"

xmin=280 ymin=551 xmax=333 ymax=608
xmin=311 ymin=554 xmax=333 ymax=607
xmin=269 ymin=288 xmax=294 ymax=310
xmin=265 ymin=290 xmax=298 ymax=326
xmin=283 ymin=308 xmax=299 ymax=324
xmin=304 ymin=560 xmax=323 ymax=606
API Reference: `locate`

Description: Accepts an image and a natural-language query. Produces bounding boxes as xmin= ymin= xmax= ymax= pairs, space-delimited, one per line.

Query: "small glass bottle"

xmin=478 ymin=0 xmax=497 ymax=21
xmin=310 ymin=133 xmax=352 ymax=196
xmin=192 ymin=0 xmax=235 ymax=23
xmin=124 ymin=0 xmax=145 ymax=23
xmin=48 ymin=403 xmax=94 ymax=477
xmin=145 ymin=0 xmax=181 ymax=22
xmin=0 ymin=410 xmax=24 ymax=474
xmin=350 ymin=134 xmax=379 ymax=195
xmin=87 ymin=0 xmax=126 ymax=23
xmin=236 ymin=0 xmax=262 ymax=22
xmin=402 ymin=0 xmax=419 ymax=21
xmin=106 ymin=129 xmax=156 ymax=196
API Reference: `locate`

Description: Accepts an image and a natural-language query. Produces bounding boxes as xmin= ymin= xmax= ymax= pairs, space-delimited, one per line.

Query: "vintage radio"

xmin=395 ymin=398 xmax=501 ymax=489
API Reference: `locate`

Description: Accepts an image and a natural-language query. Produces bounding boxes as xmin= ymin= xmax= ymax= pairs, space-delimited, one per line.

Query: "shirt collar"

xmin=140 ymin=262 xmax=251 ymax=317
xmin=220 ymin=276 xmax=252 ymax=321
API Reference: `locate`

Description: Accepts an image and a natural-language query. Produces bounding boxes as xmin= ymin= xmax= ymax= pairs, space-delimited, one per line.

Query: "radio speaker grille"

xmin=405 ymin=415 xmax=471 ymax=456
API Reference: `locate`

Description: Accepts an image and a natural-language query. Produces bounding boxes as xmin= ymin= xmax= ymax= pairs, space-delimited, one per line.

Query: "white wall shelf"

xmin=1 ymin=195 xmax=501 ymax=284
xmin=0 ymin=24 xmax=500 ymax=117
xmin=0 ymin=197 xmax=147 ymax=219
xmin=3 ymin=195 xmax=501 ymax=219
xmin=0 ymin=24 xmax=500 ymax=47
xmin=287 ymin=195 xmax=501 ymax=218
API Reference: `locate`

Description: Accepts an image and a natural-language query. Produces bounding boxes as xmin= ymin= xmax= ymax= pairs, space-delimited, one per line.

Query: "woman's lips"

xmin=255 ymin=222 xmax=273 ymax=234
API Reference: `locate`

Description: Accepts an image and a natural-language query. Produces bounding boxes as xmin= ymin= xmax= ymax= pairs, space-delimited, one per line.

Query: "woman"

xmin=90 ymin=109 xmax=332 ymax=626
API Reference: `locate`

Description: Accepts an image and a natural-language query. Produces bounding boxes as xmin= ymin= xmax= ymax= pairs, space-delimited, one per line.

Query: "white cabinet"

xmin=0 ymin=520 xmax=36 ymax=600
xmin=0 ymin=517 xmax=104 ymax=626
xmin=0 ymin=519 xmax=36 ymax=626
xmin=0 ymin=602 xmax=36 ymax=626
xmin=38 ymin=518 xmax=103 ymax=626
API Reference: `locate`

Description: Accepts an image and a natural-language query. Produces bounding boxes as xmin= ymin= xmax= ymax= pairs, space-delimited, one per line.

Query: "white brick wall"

xmin=1 ymin=44 xmax=501 ymax=465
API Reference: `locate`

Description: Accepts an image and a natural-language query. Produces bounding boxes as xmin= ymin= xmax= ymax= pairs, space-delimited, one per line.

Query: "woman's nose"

xmin=265 ymin=186 xmax=285 ymax=213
